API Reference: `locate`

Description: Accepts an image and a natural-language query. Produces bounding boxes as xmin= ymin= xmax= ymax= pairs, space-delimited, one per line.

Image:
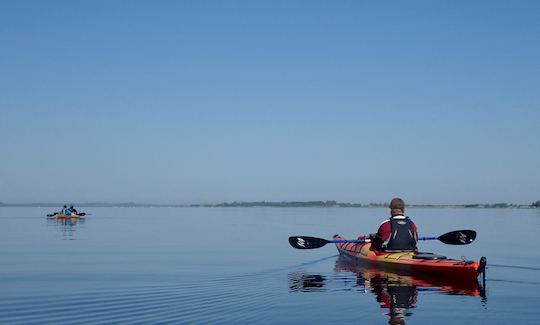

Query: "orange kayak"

xmin=333 ymin=235 xmax=486 ymax=279
xmin=334 ymin=255 xmax=484 ymax=297
xmin=47 ymin=214 xmax=84 ymax=219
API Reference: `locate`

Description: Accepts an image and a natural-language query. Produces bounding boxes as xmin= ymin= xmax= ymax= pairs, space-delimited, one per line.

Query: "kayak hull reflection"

xmin=334 ymin=255 xmax=485 ymax=297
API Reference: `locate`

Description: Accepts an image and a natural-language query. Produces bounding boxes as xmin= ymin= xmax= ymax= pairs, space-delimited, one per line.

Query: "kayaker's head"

xmin=389 ymin=198 xmax=405 ymax=217
xmin=63 ymin=205 xmax=67 ymax=208
xmin=70 ymin=205 xmax=74 ymax=208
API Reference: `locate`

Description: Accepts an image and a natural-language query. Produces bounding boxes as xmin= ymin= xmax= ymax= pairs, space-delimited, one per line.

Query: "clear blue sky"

xmin=1 ymin=1 xmax=539 ymax=204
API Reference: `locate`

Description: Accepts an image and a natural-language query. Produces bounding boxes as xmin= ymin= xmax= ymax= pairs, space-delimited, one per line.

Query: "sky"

xmin=1 ymin=0 xmax=539 ymax=205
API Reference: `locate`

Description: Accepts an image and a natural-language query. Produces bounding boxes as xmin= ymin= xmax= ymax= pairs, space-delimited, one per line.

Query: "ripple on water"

xmin=0 ymin=273 xmax=284 ymax=324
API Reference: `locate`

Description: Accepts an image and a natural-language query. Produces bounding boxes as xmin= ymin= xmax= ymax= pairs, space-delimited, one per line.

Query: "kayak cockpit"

xmin=412 ymin=253 xmax=447 ymax=260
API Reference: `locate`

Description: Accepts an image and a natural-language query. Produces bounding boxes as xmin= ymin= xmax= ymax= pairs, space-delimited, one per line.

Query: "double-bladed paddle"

xmin=288 ymin=230 xmax=476 ymax=249
xmin=46 ymin=212 xmax=87 ymax=217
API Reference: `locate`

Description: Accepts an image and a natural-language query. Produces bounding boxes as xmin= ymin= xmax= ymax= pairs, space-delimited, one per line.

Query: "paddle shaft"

xmin=289 ymin=230 xmax=476 ymax=249
xmin=331 ymin=236 xmax=438 ymax=244
xmin=418 ymin=236 xmax=438 ymax=241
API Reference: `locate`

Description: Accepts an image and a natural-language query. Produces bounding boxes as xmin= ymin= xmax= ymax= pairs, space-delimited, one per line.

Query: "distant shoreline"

xmin=0 ymin=201 xmax=537 ymax=209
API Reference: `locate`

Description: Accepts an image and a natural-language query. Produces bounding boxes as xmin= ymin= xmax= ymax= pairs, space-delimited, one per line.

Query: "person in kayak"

xmin=63 ymin=205 xmax=78 ymax=216
xmin=69 ymin=205 xmax=78 ymax=215
xmin=369 ymin=198 xmax=418 ymax=252
xmin=60 ymin=205 xmax=68 ymax=214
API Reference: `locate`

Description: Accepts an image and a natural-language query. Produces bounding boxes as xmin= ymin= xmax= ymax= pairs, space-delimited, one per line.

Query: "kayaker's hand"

xmin=367 ymin=233 xmax=377 ymax=240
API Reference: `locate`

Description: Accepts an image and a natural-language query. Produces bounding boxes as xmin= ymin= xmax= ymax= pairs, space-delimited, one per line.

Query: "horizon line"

xmin=0 ymin=200 xmax=538 ymax=208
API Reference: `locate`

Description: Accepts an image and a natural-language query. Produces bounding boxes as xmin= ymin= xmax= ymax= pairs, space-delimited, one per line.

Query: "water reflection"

xmin=46 ymin=217 xmax=85 ymax=240
xmin=289 ymin=274 xmax=327 ymax=292
xmin=289 ymin=256 xmax=486 ymax=324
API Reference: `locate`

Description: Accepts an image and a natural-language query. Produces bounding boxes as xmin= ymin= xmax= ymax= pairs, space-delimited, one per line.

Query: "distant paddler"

xmin=67 ymin=205 xmax=78 ymax=215
xmin=47 ymin=204 xmax=87 ymax=218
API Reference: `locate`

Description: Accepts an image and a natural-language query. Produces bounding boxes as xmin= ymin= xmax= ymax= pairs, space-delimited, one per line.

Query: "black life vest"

xmin=382 ymin=216 xmax=417 ymax=251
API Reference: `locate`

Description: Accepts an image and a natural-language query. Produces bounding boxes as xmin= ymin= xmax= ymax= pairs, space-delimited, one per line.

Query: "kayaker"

xmin=60 ymin=205 xmax=68 ymax=214
xmin=69 ymin=205 xmax=79 ymax=215
xmin=369 ymin=198 xmax=418 ymax=252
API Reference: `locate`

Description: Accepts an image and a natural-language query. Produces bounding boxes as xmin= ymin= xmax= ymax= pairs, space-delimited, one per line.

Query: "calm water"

xmin=1 ymin=207 xmax=539 ymax=324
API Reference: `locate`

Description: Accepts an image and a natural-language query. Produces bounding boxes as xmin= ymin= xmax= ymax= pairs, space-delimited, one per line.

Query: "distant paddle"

xmin=46 ymin=212 xmax=88 ymax=217
xmin=288 ymin=230 xmax=477 ymax=250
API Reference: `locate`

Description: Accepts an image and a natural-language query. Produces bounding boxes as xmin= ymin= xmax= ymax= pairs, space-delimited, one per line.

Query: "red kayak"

xmin=333 ymin=255 xmax=485 ymax=297
xmin=333 ymin=235 xmax=486 ymax=279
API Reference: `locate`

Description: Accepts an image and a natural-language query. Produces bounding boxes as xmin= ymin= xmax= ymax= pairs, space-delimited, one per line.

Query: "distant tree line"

xmin=213 ymin=201 xmax=360 ymax=207
xmin=210 ymin=201 xmax=540 ymax=208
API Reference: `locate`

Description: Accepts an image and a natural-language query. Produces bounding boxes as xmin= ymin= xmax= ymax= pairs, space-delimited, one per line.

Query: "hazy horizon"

xmin=1 ymin=1 xmax=539 ymax=205
xmin=1 ymin=199 xmax=537 ymax=207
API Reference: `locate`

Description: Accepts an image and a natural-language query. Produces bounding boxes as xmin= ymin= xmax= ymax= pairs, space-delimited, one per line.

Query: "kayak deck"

xmin=333 ymin=235 xmax=486 ymax=279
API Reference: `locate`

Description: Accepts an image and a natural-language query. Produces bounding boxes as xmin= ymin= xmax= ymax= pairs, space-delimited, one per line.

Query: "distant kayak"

xmin=47 ymin=213 xmax=86 ymax=219
xmin=333 ymin=234 xmax=486 ymax=279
